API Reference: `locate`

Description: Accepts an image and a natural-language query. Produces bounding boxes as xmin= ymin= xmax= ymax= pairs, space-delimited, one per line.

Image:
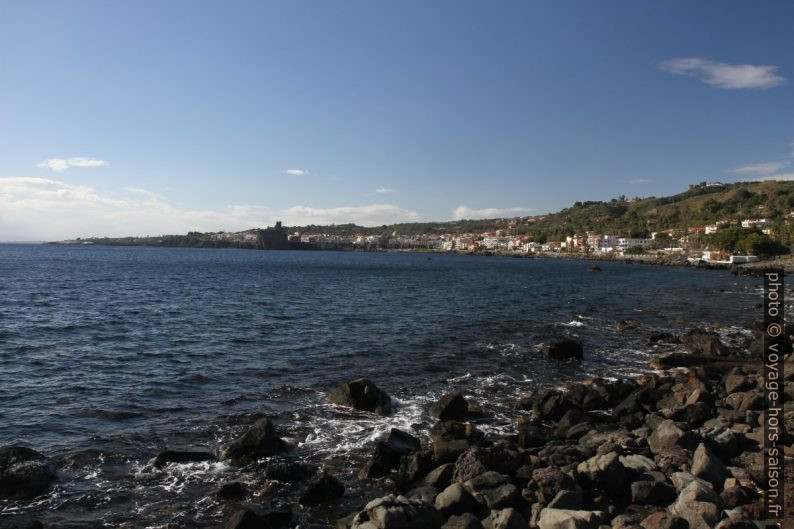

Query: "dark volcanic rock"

xmin=542 ymin=337 xmax=583 ymax=361
xmin=327 ymin=378 xmax=392 ymax=415
xmin=0 ymin=445 xmax=56 ymax=500
xmin=429 ymin=393 xmax=469 ymax=420
xmin=575 ymin=451 xmax=629 ymax=498
xmin=681 ymin=328 xmax=729 ymax=356
xmin=442 ymin=513 xmax=485 ymax=529
xmin=360 ymin=430 xmax=421 ymax=479
xmin=482 ymin=507 xmax=528 ymax=529
xmin=264 ymin=460 xmax=317 ymax=483
xmin=630 ymin=480 xmax=677 ymax=506
xmin=691 ymin=443 xmax=730 ymax=489
xmin=350 ymin=494 xmax=444 ymax=529
xmin=299 ymin=473 xmax=344 ymax=505
xmin=0 ymin=516 xmax=43 ymax=529
xmin=531 ymin=466 xmax=576 ymax=504
xmin=153 ymin=449 xmax=216 ymax=468
xmin=463 ymin=471 xmax=520 ymax=510
xmin=517 ymin=422 xmax=551 ymax=448
xmin=429 ymin=421 xmax=479 ymax=463
xmin=434 ymin=483 xmax=477 ymax=517
xmin=220 ymin=509 xmax=267 ymax=529
xmin=216 ymin=481 xmax=246 ymax=500
xmin=220 ymin=418 xmax=288 ymax=463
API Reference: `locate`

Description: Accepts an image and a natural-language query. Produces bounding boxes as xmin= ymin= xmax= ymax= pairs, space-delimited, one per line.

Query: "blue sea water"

xmin=0 ymin=245 xmax=761 ymax=526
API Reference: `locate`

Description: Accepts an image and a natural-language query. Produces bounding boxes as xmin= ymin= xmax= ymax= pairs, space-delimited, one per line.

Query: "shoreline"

xmin=2 ymin=319 xmax=788 ymax=529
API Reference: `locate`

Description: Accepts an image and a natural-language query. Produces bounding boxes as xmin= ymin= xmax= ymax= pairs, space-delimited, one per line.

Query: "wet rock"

xmin=430 ymin=393 xmax=469 ymax=421
xmin=397 ymin=448 xmax=435 ymax=486
xmin=463 ymin=471 xmax=520 ymax=510
xmin=0 ymin=445 xmax=57 ymax=500
xmin=221 ymin=509 xmax=267 ymax=529
xmin=682 ymin=328 xmax=729 ymax=356
xmin=442 ymin=513 xmax=485 ymax=529
xmin=617 ymin=321 xmax=640 ymax=332
xmin=153 ymin=450 xmax=215 ymax=468
xmin=691 ymin=443 xmax=730 ymax=490
xmin=534 ymin=391 xmax=580 ymax=422
xmin=360 ymin=430 xmax=421 ymax=479
xmin=264 ymin=460 xmax=317 ymax=483
xmin=482 ymin=508 xmax=527 ymax=529
xmin=537 ymin=508 xmax=603 ymax=529
xmin=629 ymin=480 xmax=677 ymax=506
xmin=350 ymin=494 xmax=444 ymax=529
xmin=671 ymin=402 xmax=713 ymax=427
xmin=299 ymin=473 xmax=344 ymax=506
xmin=430 ymin=421 xmax=479 ymax=463
xmin=216 ymin=481 xmax=246 ymax=500
xmin=645 ymin=331 xmax=680 ymax=345
xmin=670 ymin=480 xmax=723 ymax=529
xmin=0 ymin=516 xmax=43 ymax=529
xmin=575 ymin=452 xmax=628 ymax=498
xmin=220 ymin=418 xmax=288 ymax=463
xmin=434 ymin=484 xmax=477 ymax=517
xmin=327 ymin=378 xmax=392 ymax=416
xmin=543 ymin=337 xmax=584 ymax=361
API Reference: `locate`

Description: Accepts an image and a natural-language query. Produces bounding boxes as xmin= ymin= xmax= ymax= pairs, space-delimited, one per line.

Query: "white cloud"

xmin=452 ymin=205 xmax=533 ymax=220
xmin=36 ymin=157 xmax=109 ymax=173
xmin=729 ymin=161 xmax=787 ymax=175
xmin=280 ymin=204 xmax=418 ymax=226
xmin=0 ymin=176 xmax=420 ymax=240
xmin=629 ymin=178 xmax=650 ymax=184
xmin=659 ymin=57 xmax=785 ymax=89
xmin=374 ymin=186 xmax=395 ymax=194
xmin=285 ymin=168 xmax=308 ymax=176
xmin=747 ymin=172 xmax=794 ymax=182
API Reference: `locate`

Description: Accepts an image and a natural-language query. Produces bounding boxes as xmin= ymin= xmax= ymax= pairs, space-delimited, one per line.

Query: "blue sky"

xmin=1 ymin=1 xmax=793 ymax=239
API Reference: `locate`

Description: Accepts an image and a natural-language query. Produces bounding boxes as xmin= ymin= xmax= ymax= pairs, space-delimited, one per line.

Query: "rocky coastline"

xmin=1 ymin=322 xmax=790 ymax=529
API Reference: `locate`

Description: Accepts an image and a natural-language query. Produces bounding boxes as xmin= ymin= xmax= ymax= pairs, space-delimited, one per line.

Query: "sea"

xmin=0 ymin=244 xmax=762 ymax=527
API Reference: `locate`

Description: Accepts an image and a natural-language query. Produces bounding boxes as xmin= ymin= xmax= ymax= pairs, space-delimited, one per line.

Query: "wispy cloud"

xmin=659 ymin=57 xmax=785 ymax=89
xmin=746 ymin=172 xmax=794 ymax=182
xmin=0 ymin=176 xmax=420 ymax=240
xmin=285 ymin=168 xmax=308 ymax=176
xmin=629 ymin=178 xmax=650 ymax=184
xmin=374 ymin=186 xmax=395 ymax=194
xmin=452 ymin=206 xmax=532 ymax=221
xmin=729 ymin=161 xmax=788 ymax=175
xmin=36 ymin=157 xmax=109 ymax=173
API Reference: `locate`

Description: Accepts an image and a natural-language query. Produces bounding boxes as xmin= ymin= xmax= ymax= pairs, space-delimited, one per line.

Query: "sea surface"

xmin=0 ymin=244 xmax=762 ymax=527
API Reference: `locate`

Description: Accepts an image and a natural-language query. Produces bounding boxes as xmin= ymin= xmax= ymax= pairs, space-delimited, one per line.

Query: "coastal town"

xmin=192 ymin=215 xmax=784 ymax=264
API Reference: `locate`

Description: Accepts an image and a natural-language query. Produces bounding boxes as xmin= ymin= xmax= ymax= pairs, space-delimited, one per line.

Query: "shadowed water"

xmin=0 ymin=245 xmax=761 ymax=527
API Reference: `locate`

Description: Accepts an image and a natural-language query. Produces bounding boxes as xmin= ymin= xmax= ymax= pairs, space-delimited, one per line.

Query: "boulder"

xmin=327 ymin=378 xmax=392 ymax=415
xmin=537 ymin=509 xmax=603 ymax=529
xmin=434 ymin=484 xmax=477 ymax=517
xmin=153 ymin=449 xmax=215 ymax=468
xmin=639 ymin=512 xmax=688 ymax=529
xmin=299 ymin=473 xmax=344 ymax=506
xmin=216 ymin=481 xmax=246 ymax=500
xmin=405 ymin=484 xmax=437 ymax=504
xmin=360 ymin=430 xmax=421 ymax=479
xmin=453 ymin=444 xmax=522 ymax=483
xmin=0 ymin=446 xmax=57 ymax=500
xmin=543 ymin=337 xmax=584 ymax=361
xmin=462 ymin=471 xmax=520 ymax=510
xmin=430 ymin=421 xmax=478 ymax=463
xmin=547 ymin=490 xmax=583 ymax=510
xmin=670 ymin=481 xmax=724 ymax=529
xmin=629 ymin=480 xmax=677 ymax=506
xmin=531 ymin=466 xmax=576 ymax=504
xmin=691 ymin=443 xmax=730 ymax=490
xmin=575 ymin=451 xmax=628 ymax=498
xmin=442 ymin=513 xmax=485 ymax=529
xmin=219 ymin=418 xmax=288 ymax=463
xmin=682 ymin=328 xmax=729 ymax=356
xmin=482 ymin=508 xmax=528 ymax=529
xmin=647 ymin=420 xmax=694 ymax=455
xmin=424 ymin=463 xmax=455 ymax=489
xmin=0 ymin=516 xmax=43 ymax=529
xmin=396 ymin=448 xmax=435 ymax=486
xmin=724 ymin=374 xmax=753 ymax=395
xmin=220 ymin=509 xmax=267 ymax=529
xmin=618 ymin=454 xmax=656 ymax=479
xmin=350 ymin=494 xmax=444 ymax=529
xmin=430 ymin=393 xmax=469 ymax=421
xmin=264 ymin=460 xmax=316 ymax=483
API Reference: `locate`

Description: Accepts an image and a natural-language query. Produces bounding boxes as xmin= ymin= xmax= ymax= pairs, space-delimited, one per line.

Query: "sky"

xmin=1 ymin=1 xmax=793 ymax=240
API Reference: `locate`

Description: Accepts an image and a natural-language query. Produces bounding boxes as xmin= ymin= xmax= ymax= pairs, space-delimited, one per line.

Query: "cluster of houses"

xmin=205 ymin=216 xmax=778 ymax=257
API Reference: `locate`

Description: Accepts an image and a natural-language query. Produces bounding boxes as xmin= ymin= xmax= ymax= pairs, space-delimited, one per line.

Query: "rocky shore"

xmin=1 ymin=322 xmax=790 ymax=529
